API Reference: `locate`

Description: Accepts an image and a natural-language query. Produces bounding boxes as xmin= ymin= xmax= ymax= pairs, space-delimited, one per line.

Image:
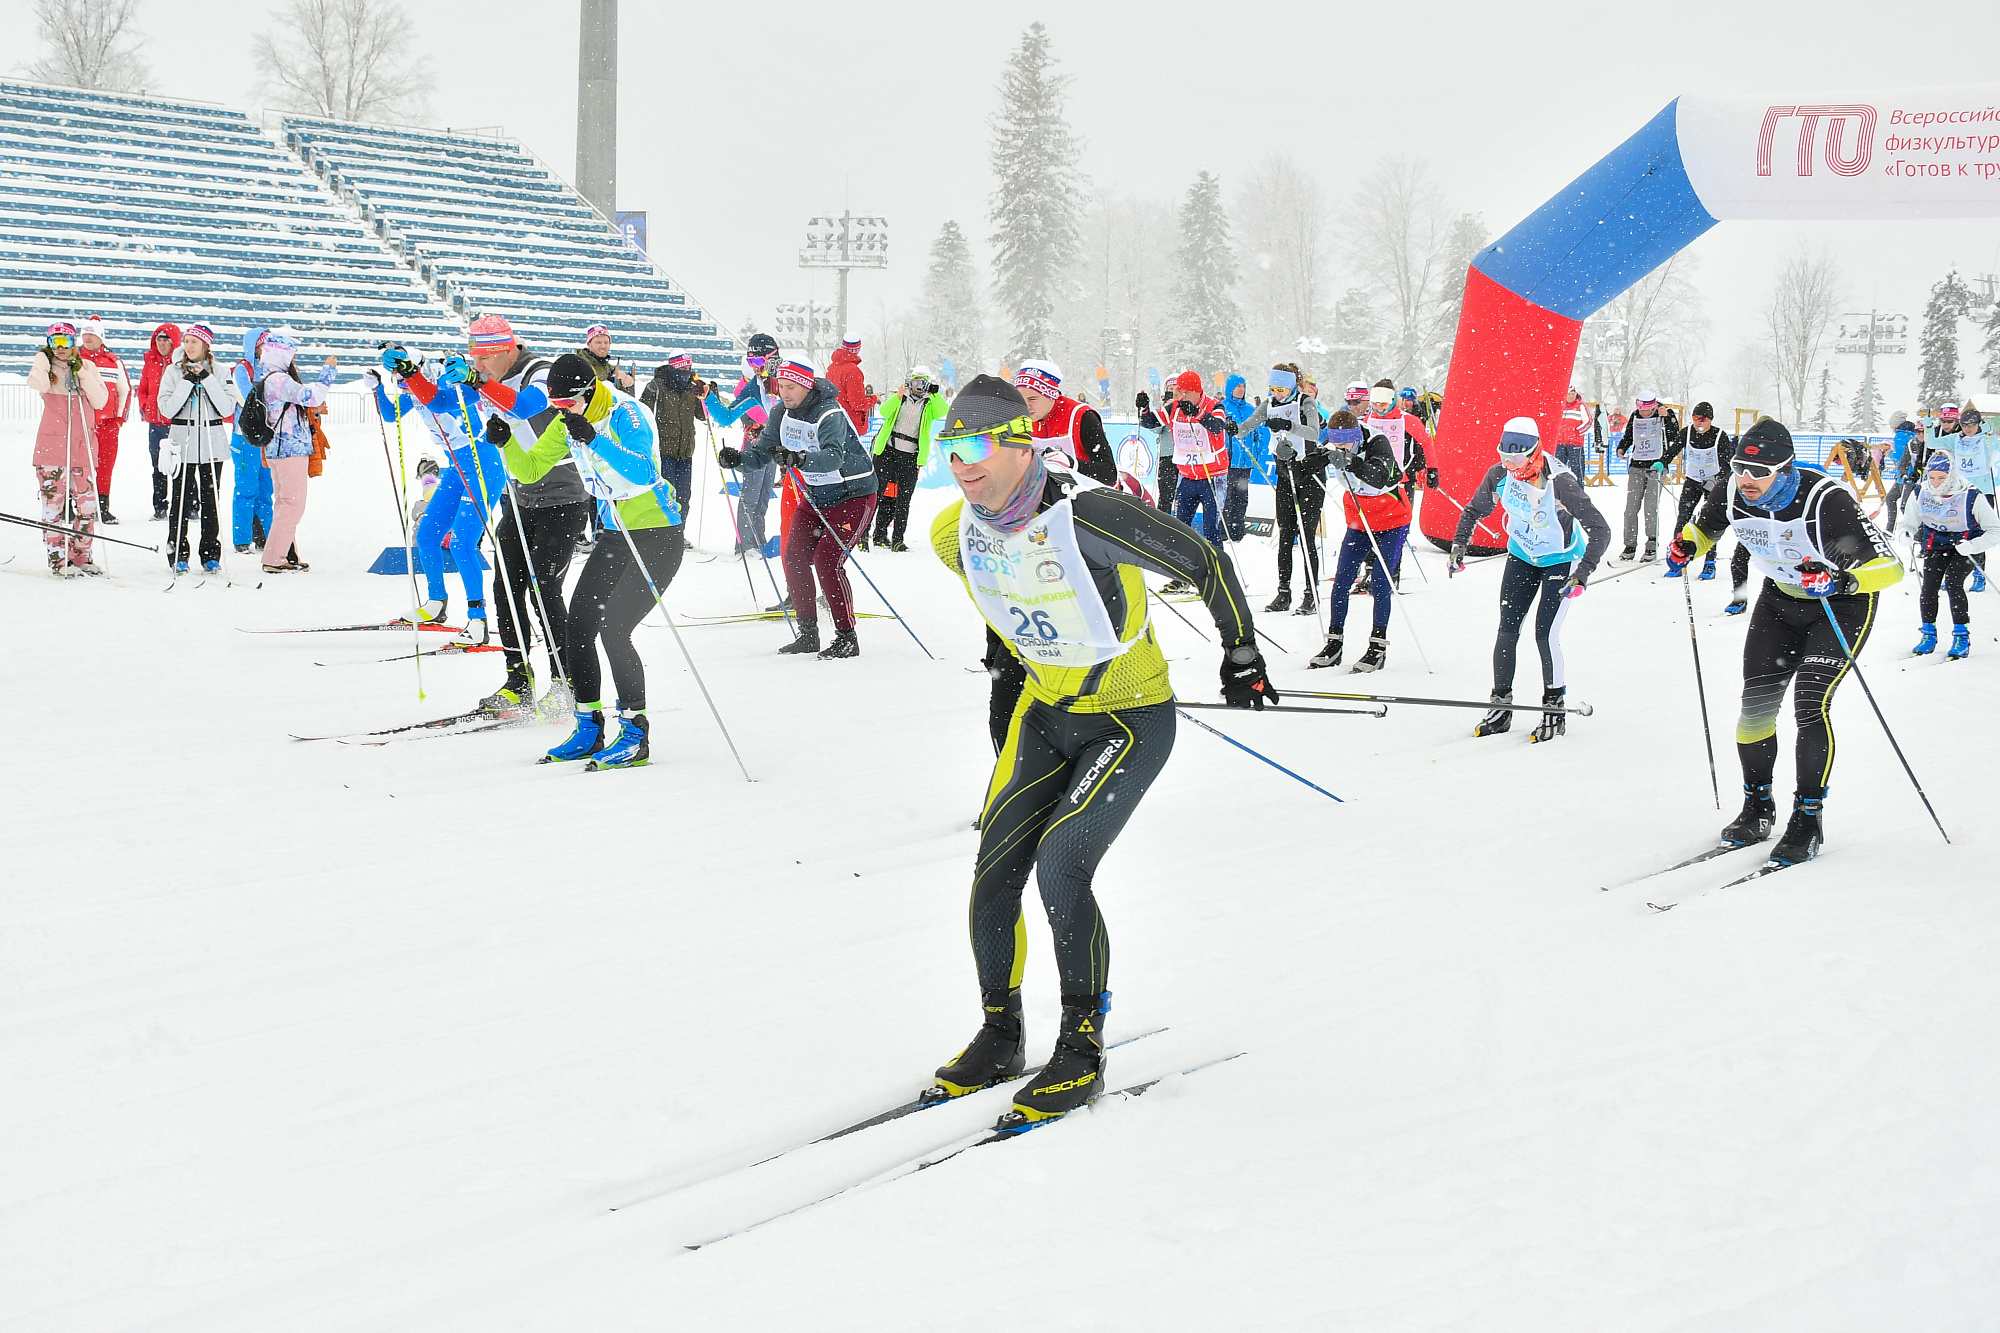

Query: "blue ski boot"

xmin=1948 ymin=624 xmax=1971 ymax=660
xmin=540 ymin=707 xmax=605 ymax=764
xmin=1973 ymin=566 xmax=1988 ymax=594
xmin=1698 ymin=552 xmax=1717 ymax=581
xmin=1912 ymin=623 xmax=1937 ymax=656
xmin=587 ymin=706 xmax=650 ymax=769
xmin=202 ymin=560 xmax=220 ymax=573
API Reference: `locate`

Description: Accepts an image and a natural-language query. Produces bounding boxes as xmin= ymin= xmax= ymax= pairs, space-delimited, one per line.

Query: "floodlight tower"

xmin=576 ymin=0 xmax=617 ymax=218
xmin=800 ymin=213 xmax=888 ymax=341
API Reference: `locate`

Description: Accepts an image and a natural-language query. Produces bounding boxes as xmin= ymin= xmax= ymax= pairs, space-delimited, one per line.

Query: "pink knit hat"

xmin=469 ymin=314 xmax=515 ymax=353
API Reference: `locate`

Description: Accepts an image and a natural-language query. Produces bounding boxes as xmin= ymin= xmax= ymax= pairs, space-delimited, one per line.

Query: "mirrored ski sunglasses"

xmin=940 ymin=421 xmax=1033 ymax=465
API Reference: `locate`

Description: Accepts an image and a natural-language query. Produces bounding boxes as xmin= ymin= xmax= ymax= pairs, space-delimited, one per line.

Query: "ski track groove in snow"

xmin=3 ymin=419 xmax=1998 ymax=1330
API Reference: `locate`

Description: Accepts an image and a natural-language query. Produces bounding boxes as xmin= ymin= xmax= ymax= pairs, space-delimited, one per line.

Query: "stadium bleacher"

xmin=281 ymin=115 xmax=736 ymax=378
xmin=0 ymin=79 xmax=466 ymax=369
xmin=0 ymin=79 xmax=738 ymax=385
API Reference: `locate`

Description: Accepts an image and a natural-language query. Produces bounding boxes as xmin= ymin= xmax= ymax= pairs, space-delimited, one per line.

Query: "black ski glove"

xmin=1221 ymin=642 xmax=1278 ymax=709
xmin=485 ymin=415 xmax=511 ymax=445
xmin=773 ymin=446 xmax=807 ymax=469
xmin=1425 ymin=467 xmax=1440 ymax=489
xmin=1174 ymin=399 xmax=1197 ymax=417
xmin=560 ymin=409 xmax=595 ymax=443
xmin=185 ymin=365 xmax=209 ymax=383
xmin=715 ymin=445 xmax=744 ymax=468
xmin=1134 ymin=391 xmax=1150 ymax=412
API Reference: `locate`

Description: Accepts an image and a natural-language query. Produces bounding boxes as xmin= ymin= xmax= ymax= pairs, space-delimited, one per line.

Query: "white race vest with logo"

xmin=1499 ymin=459 xmax=1587 ymax=565
xmin=1265 ymin=400 xmax=1299 ymax=459
xmin=1947 ymin=429 xmax=1996 ymax=492
xmin=1918 ymin=486 xmax=1976 ymax=534
xmin=1630 ymin=415 xmax=1665 ymax=462
xmin=1728 ymin=482 xmax=1838 ymax=589
xmin=574 ymin=386 xmax=662 ymax=503
xmin=960 ymin=496 xmax=1126 ymax=670
xmin=1169 ymin=417 xmax=1210 ymax=467
xmin=1351 ymin=414 xmax=1412 ymax=498
xmin=781 ymin=404 xmax=870 ymax=488
xmin=1684 ymin=433 xmax=1721 ymax=482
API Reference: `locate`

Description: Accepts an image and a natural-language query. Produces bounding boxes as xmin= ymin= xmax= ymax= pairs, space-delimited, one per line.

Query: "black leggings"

xmin=565 ymin=523 xmax=685 ymax=710
xmin=1737 ymin=585 xmax=1875 ymax=798
xmin=1494 ymin=555 xmax=1574 ymax=694
xmin=871 ymin=449 xmax=920 ymax=545
xmin=167 ymin=461 xmax=222 ymax=566
xmin=493 ymin=497 xmax=587 ymax=677
xmin=971 ymin=700 xmax=1174 ymax=995
xmin=1274 ymin=457 xmax=1325 ymax=588
xmin=1919 ymin=544 xmax=1974 ymax=625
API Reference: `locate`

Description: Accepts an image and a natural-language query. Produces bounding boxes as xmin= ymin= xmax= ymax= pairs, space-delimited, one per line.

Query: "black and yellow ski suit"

xmin=1681 ymin=469 xmax=1902 ymax=798
xmin=933 ymin=474 xmax=1255 ymax=996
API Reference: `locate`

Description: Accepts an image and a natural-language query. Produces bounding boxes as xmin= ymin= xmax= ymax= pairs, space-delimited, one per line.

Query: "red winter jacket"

xmin=137 ymin=322 xmax=182 ymax=425
xmin=824 ymin=346 xmax=876 ymax=434
xmin=78 ymin=342 xmax=130 ymax=423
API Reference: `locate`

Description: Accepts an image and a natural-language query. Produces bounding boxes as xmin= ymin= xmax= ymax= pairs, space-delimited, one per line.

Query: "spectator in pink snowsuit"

xmin=28 ymin=321 xmax=109 ymax=574
xmin=254 ymin=327 xmax=336 ymax=572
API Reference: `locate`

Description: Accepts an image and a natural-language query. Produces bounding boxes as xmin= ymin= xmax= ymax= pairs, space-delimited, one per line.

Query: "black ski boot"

xmin=1618 ymin=545 xmax=1636 ymax=563
xmin=1160 ymin=578 xmax=1194 ymax=596
xmin=1350 ymin=630 xmax=1388 ymax=673
xmin=1720 ymin=783 xmax=1776 ymax=846
xmin=1473 ymin=692 xmax=1513 ymax=736
xmin=480 ymin=659 xmax=535 ymax=713
xmin=777 ymin=624 xmax=821 ymax=655
xmin=1264 ymin=585 xmax=1292 ymax=613
xmin=1293 ymin=588 xmax=1318 ymax=616
xmin=1641 ymin=541 xmax=1657 ymax=562
xmin=766 ymin=594 xmax=792 ymax=614
xmin=817 ymin=628 xmax=859 ymax=659
xmin=1529 ymin=687 xmax=1566 ymax=742
xmin=1308 ymin=631 xmax=1343 ymax=669
xmin=921 ymin=988 xmax=1025 ymax=1105
xmin=1769 ymin=793 xmax=1823 ymax=865
xmin=999 ymin=991 xmax=1110 ymax=1131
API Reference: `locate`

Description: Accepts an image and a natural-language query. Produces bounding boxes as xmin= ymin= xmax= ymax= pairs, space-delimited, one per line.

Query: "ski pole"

xmin=784 ymin=466 xmax=934 ymax=659
xmin=1173 ymin=705 xmax=1344 ymax=803
xmin=444 ymin=384 xmax=534 ymax=658
xmin=576 ymin=452 xmax=754 ymax=782
xmin=1681 ymin=566 xmax=1721 ymax=809
xmin=1177 ymin=699 xmax=1386 ymax=718
xmin=1818 ymin=599 xmax=1950 ymax=844
xmin=1284 ymin=686 xmax=1596 ymax=716
xmin=702 ymin=416 xmax=788 ymax=627
xmin=0 ymin=509 xmax=160 ymax=552
xmin=375 ymin=390 xmax=425 ymax=697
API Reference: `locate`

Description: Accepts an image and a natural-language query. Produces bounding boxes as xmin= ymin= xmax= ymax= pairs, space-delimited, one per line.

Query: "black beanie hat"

xmin=1693 ymin=401 xmax=1714 ymax=418
xmin=937 ymin=374 xmax=1032 ymax=442
xmin=1736 ymin=418 xmax=1795 ymax=468
xmin=547 ymin=353 xmax=597 ymax=402
xmin=747 ymin=332 xmax=778 ymax=356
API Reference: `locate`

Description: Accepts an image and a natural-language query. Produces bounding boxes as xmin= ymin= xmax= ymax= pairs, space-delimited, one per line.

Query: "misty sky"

xmin=19 ymin=0 xmax=2000 ymax=413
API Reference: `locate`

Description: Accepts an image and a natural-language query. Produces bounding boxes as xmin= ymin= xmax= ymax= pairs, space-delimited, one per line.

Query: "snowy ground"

xmin=4 ymin=419 xmax=1998 ymax=1332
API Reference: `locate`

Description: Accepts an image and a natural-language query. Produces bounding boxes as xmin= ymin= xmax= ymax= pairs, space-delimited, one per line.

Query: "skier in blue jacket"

xmin=376 ymin=350 xmax=509 ymax=643
xmin=1220 ymin=373 xmax=1271 ymax=542
xmin=229 ymin=327 xmax=275 ymax=552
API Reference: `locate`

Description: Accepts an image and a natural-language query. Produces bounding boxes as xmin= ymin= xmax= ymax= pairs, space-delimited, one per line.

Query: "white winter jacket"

xmin=156 ymin=352 xmax=241 ymax=467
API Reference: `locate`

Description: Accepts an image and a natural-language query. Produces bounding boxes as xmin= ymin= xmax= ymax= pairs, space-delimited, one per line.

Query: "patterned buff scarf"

xmin=970 ymin=447 xmax=1047 ymax=534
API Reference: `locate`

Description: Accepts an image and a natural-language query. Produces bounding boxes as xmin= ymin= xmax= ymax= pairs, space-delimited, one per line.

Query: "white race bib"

xmin=1169 ymin=418 xmax=1207 ymax=466
xmin=1730 ymin=504 xmax=1833 ymax=588
xmin=1631 ymin=415 xmax=1665 ymax=461
xmin=1685 ymin=439 xmax=1720 ymax=482
xmin=1918 ymin=486 xmax=1974 ymax=534
xmin=1498 ymin=460 xmax=1585 ymax=564
xmin=960 ymin=498 xmax=1126 ymax=669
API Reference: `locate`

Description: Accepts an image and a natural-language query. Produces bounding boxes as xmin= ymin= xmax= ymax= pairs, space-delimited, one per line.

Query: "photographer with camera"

xmin=638 ymin=351 xmax=707 ymax=518
xmin=27 ymin=321 xmax=109 ymax=575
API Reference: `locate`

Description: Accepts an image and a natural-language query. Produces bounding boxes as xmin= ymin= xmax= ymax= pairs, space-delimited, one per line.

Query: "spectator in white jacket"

xmin=155 ymin=323 xmax=240 ymax=572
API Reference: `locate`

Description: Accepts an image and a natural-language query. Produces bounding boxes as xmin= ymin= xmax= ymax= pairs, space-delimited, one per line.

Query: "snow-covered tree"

xmin=986 ymin=23 xmax=1085 ymax=364
xmin=1234 ymin=156 xmax=1327 ymax=371
xmin=1847 ymin=369 xmax=1884 ymax=433
xmin=253 ymin=0 xmax=434 ymax=124
xmin=26 ymin=0 xmax=147 ymax=92
xmin=1430 ymin=212 xmax=1489 ymax=384
xmin=1810 ymin=366 xmax=1836 ymax=431
xmin=1916 ymin=269 xmax=1972 ymax=409
xmin=1070 ymin=192 xmax=1177 ymax=407
xmin=1166 ymin=171 xmax=1241 ymax=376
xmin=1340 ymin=158 xmax=1452 ymax=384
xmin=1602 ymin=252 xmax=1707 ymax=409
xmin=1326 ymin=289 xmax=1381 ymax=396
xmin=1978 ymin=297 xmax=2000 ymax=395
xmin=915 ymin=221 xmax=985 ymax=381
xmin=1764 ymin=240 xmax=1841 ymax=422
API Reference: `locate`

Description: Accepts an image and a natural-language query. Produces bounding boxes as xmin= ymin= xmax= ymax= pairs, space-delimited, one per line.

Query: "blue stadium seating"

xmin=0 ymin=80 xmax=465 ymax=369
xmin=282 ymin=116 xmax=735 ymax=377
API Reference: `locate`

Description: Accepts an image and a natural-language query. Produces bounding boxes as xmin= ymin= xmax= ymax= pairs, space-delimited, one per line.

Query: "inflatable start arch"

xmin=1429 ymin=85 xmax=2000 ymax=549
